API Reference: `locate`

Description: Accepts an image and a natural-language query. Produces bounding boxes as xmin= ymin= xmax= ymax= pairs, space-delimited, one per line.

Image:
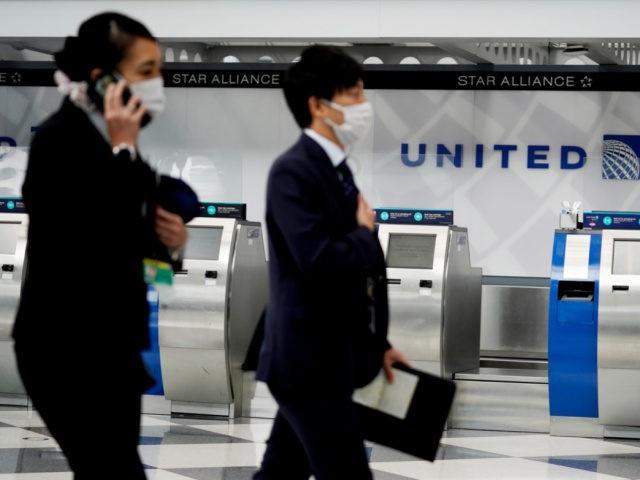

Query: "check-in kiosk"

xmin=0 ymin=198 xmax=28 ymax=406
xmin=548 ymin=211 xmax=640 ymax=437
xmin=158 ymin=203 xmax=268 ymax=417
xmin=592 ymin=212 xmax=640 ymax=433
xmin=548 ymin=228 xmax=601 ymax=436
xmin=375 ymin=209 xmax=482 ymax=379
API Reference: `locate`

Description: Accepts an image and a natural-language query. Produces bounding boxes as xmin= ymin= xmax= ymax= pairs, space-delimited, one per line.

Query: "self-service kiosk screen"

xmin=185 ymin=226 xmax=223 ymax=261
xmin=386 ymin=233 xmax=436 ymax=269
xmin=0 ymin=222 xmax=19 ymax=255
xmin=612 ymin=239 xmax=640 ymax=275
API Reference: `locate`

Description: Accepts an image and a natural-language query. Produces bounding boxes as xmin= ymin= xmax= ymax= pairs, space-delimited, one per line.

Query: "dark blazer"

xmin=256 ymin=134 xmax=390 ymax=394
xmin=13 ymin=98 xmax=197 ymax=355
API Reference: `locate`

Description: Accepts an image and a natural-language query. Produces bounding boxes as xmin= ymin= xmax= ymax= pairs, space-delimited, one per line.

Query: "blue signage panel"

xmin=583 ymin=211 xmax=640 ymax=230
xmin=0 ymin=198 xmax=25 ymax=213
xmin=374 ymin=208 xmax=453 ymax=225
xmin=198 ymin=202 xmax=246 ymax=220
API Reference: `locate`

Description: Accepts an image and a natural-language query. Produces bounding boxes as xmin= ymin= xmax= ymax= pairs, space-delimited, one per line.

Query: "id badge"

xmin=143 ymin=258 xmax=173 ymax=287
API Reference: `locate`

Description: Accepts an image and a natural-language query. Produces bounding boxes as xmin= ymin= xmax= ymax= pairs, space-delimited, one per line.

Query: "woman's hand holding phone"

xmin=103 ymin=79 xmax=149 ymax=148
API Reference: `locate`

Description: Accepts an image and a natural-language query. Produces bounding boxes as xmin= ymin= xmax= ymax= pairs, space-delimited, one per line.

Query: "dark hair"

xmin=283 ymin=45 xmax=363 ymax=128
xmin=54 ymin=11 xmax=155 ymax=82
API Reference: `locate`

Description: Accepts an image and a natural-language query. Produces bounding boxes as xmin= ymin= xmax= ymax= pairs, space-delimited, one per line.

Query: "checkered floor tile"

xmin=1 ymin=404 xmax=640 ymax=479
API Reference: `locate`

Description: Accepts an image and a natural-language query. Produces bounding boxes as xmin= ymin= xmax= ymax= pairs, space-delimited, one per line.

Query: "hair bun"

xmin=54 ymin=12 xmax=155 ymax=83
xmin=54 ymin=36 xmax=92 ymax=82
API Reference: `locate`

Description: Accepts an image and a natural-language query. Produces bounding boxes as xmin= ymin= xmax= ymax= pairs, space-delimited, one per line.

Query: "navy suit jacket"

xmin=256 ymin=134 xmax=390 ymax=394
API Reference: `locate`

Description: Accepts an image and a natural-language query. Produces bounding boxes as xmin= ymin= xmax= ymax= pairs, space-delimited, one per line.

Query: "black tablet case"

xmin=356 ymin=363 xmax=456 ymax=461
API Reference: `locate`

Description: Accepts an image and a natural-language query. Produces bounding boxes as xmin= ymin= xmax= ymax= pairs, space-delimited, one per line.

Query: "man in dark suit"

xmin=254 ymin=45 xmax=408 ymax=480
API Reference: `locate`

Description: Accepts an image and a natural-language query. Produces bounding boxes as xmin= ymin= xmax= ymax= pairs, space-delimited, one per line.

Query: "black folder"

xmin=355 ymin=363 xmax=456 ymax=461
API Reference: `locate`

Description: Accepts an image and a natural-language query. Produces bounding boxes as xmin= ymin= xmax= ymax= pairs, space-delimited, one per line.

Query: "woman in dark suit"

xmin=12 ymin=12 xmax=191 ymax=479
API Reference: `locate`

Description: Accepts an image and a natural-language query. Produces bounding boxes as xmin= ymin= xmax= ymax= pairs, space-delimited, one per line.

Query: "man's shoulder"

xmin=273 ymin=134 xmax=328 ymax=170
xmin=271 ymin=135 xmax=312 ymax=173
xmin=267 ymin=136 xmax=326 ymax=200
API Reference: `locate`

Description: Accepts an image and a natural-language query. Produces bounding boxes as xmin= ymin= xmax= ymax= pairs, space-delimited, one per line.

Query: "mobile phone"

xmin=88 ymin=72 xmax=151 ymax=127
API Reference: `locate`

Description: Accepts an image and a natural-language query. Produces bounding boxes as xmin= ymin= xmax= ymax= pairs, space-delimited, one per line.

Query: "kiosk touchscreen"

xmin=0 ymin=199 xmax=28 ymax=405
xmin=386 ymin=233 xmax=436 ymax=270
xmin=158 ymin=203 xmax=268 ymax=417
xmin=184 ymin=225 xmax=223 ymax=261
xmin=375 ymin=209 xmax=481 ymax=380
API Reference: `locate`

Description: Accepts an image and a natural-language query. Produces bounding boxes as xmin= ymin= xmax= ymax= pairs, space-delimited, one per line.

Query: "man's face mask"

xmin=323 ymin=100 xmax=374 ymax=151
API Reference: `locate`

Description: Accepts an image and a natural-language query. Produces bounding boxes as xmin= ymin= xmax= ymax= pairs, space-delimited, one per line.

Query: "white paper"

xmin=563 ymin=234 xmax=591 ymax=279
xmin=352 ymin=368 xmax=419 ymax=420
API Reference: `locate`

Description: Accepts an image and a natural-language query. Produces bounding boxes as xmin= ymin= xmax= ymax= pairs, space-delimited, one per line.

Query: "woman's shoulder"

xmin=31 ymin=100 xmax=93 ymax=149
xmin=40 ymin=96 xmax=90 ymax=127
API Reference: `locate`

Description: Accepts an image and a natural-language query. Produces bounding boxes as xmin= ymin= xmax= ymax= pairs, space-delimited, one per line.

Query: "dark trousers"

xmin=14 ymin=342 xmax=149 ymax=480
xmin=253 ymin=382 xmax=372 ymax=480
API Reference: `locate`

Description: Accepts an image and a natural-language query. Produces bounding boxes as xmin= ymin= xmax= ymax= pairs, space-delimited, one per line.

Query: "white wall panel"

xmin=1 ymin=1 xmax=640 ymax=41
xmin=379 ymin=0 xmax=640 ymax=41
xmin=4 ymin=81 xmax=640 ymax=277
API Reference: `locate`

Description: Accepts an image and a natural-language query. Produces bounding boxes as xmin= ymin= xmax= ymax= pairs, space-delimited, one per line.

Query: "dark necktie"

xmin=336 ymin=159 xmax=359 ymax=204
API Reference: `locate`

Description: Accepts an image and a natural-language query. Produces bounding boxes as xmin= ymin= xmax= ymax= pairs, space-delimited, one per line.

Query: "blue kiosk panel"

xmin=142 ymin=285 xmax=164 ymax=395
xmin=548 ymin=231 xmax=601 ymax=418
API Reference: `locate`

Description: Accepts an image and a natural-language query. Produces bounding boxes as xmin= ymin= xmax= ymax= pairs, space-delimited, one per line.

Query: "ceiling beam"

xmin=584 ymin=43 xmax=629 ymax=65
xmin=435 ymin=43 xmax=494 ymax=64
xmin=437 ymin=42 xmax=550 ymax=65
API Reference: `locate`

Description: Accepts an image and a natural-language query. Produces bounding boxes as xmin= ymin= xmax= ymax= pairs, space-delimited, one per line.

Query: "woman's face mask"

xmin=116 ymin=38 xmax=165 ymax=125
xmin=129 ymin=76 xmax=166 ymax=121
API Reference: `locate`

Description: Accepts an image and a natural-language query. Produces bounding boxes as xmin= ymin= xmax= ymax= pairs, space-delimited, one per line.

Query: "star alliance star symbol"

xmin=580 ymin=76 xmax=593 ymax=88
xmin=11 ymin=72 xmax=22 ymax=83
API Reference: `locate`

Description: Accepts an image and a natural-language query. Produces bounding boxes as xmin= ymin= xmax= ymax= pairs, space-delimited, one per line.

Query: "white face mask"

xmin=323 ymin=100 xmax=373 ymax=151
xmin=129 ymin=76 xmax=166 ymax=118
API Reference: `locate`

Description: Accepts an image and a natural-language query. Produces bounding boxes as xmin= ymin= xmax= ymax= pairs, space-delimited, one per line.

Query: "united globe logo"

xmin=602 ymin=135 xmax=640 ymax=180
